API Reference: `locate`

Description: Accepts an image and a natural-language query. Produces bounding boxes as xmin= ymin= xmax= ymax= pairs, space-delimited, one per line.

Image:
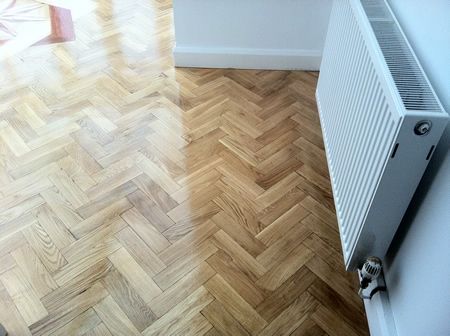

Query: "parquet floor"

xmin=0 ymin=0 xmax=370 ymax=335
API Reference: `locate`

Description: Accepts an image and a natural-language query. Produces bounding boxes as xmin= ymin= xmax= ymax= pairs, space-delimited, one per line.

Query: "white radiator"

xmin=316 ymin=0 xmax=449 ymax=270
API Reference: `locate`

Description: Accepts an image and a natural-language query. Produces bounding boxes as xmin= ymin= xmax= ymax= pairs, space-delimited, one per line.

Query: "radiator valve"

xmin=358 ymin=257 xmax=385 ymax=299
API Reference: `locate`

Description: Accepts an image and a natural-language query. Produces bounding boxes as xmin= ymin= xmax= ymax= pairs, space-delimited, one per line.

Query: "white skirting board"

xmin=173 ymin=46 xmax=322 ymax=70
xmin=363 ymin=278 xmax=398 ymax=336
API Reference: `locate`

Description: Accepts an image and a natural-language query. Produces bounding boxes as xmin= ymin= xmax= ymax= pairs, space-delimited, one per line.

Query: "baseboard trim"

xmin=364 ymin=278 xmax=398 ymax=336
xmin=173 ymin=46 xmax=322 ymax=70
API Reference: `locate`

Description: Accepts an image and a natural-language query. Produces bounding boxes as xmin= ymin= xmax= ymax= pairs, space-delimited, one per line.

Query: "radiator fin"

xmin=361 ymin=0 xmax=442 ymax=111
xmin=317 ymin=0 xmax=400 ymax=260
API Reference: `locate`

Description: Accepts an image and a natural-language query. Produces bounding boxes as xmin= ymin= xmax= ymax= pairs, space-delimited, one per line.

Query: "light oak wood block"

xmin=0 ymin=231 xmax=28 ymax=257
xmin=137 ymin=156 xmax=181 ymax=195
xmin=312 ymin=305 xmax=359 ymax=336
xmin=94 ymin=296 xmax=141 ymax=336
xmin=11 ymin=244 xmax=58 ymax=298
xmin=170 ymin=168 xmax=221 ymax=204
xmin=121 ymin=207 xmax=170 ymax=253
xmin=77 ymin=181 xmax=137 ymax=219
xmin=8 ymin=142 xmax=70 ymax=180
xmin=0 ymin=253 xmax=15 ymax=274
xmin=0 ymin=163 xmax=59 ymax=197
xmin=256 ymin=266 xmax=316 ymax=323
xmin=257 ymin=218 xmax=311 ymax=270
xmin=14 ymin=103 xmax=45 ymax=129
xmin=87 ymin=166 xmax=142 ymax=200
xmin=64 ymin=142 xmax=102 ymax=176
xmin=0 ymin=267 xmax=48 ymax=326
xmin=127 ymin=190 xmax=175 ymax=233
xmin=41 ymin=189 xmax=83 ymax=229
xmin=213 ymin=230 xmax=266 ymax=282
xmin=83 ymin=323 xmax=113 ymax=336
xmin=62 ymin=217 xmax=126 ymax=263
xmin=34 ymin=205 xmax=76 ymax=250
xmin=158 ymin=219 xmax=219 ymax=266
xmin=211 ymin=211 xmax=266 ymax=258
xmin=207 ymin=249 xmax=265 ymax=308
xmin=154 ymin=241 xmax=218 ymax=291
xmin=300 ymin=196 xmax=337 ymax=230
xmin=42 ymin=259 xmax=112 ymax=312
xmin=115 ymin=226 xmax=166 ymax=276
xmin=214 ymin=192 xmax=261 ymax=236
xmin=133 ymin=174 xmax=178 ymax=213
xmin=257 ymin=243 xmax=314 ymax=291
xmin=308 ymin=278 xmax=368 ymax=335
xmin=201 ymin=299 xmax=250 ymax=336
xmin=49 ymin=308 xmax=101 ymax=336
xmin=143 ymin=286 xmax=214 ymax=336
xmin=164 ymin=200 xmax=222 ymax=242
xmin=0 ymin=197 xmax=43 ymax=233
xmin=70 ymin=198 xmax=132 ymax=239
xmin=256 ymin=172 xmax=303 ymax=208
xmin=23 ymin=222 xmax=68 ymax=273
xmin=169 ymin=312 xmax=213 ymax=336
xmin=149 ymin=261 xmax=215 ymax=317
xmin=109 ymin=248 xmax=162 ymax=303
xmin=0 ymin=121 xmax=30 ymax=156
xmin=101 ymin=269 xmax=156 ymax=331
xmin=303 ymin=233 xmax=344 ymax=272
xmin=0 ymin=281 xmax=32 ymax=335
xmin=84 ymin=106 xmax=118 ymax=133
xmin=92 ymin=156 xmax=140 ymax=184
xmin=259 ymin=292 xmax=318 ymax=336
xmin=306 ymin=256 xmax=361 ymax=310
xmin=302 ymin=214 xmax=342 ymax=252
xmin=216 ymin=163 xmax=265 ymax=201
xmin=256 ymin=203 xmax=310 ymax=245
xmin=205 ymin=274 xmax=267 ymax=335
xmin=0 ymin=178 xmax=52 ymax=211
xmin=52 ymin=242 xmax=118 ymax=286
xmin=30 ymin=282 xmax=108 ymax=336
xmin=57 ymin=155 xmax=97 ymax=192
xmin=290 ymin=319 xmax=327 ymax=336
xmin=49 ymin=167 xmax=90 ymax=208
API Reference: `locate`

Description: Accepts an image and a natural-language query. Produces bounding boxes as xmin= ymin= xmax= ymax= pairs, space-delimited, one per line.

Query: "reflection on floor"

xmin=0 ymin=0 xmax=369 ymax=335
xmin=0 ymin=0 xmax=95 ymax=60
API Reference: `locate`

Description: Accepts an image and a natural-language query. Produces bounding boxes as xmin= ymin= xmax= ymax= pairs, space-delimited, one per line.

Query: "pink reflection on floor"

xmin=34 ymin=5 xmax=74 ymax=45
xmin=0 ymin=0 xmax=80 ymax=60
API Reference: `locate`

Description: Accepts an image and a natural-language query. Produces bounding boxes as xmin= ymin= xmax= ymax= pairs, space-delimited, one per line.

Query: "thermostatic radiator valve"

xmin=358 ymin=257 xmax=386 ymax=300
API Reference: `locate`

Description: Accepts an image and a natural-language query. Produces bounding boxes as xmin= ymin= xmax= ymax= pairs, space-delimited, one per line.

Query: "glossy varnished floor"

xmin=0 ymin=1 xmax=369 ymax=335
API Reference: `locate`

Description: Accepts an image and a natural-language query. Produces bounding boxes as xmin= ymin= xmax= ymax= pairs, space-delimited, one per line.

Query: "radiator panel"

xmin=316 ymin=0 xmax=448 ymax=270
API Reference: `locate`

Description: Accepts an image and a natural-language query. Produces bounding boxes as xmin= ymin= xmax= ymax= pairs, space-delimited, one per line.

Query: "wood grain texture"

xmin=0 ymin=281 xmax=32 ymax=335
xmin=94 ymin=295 xmax=141 ymax=336
xmin=202 ymin=300 xmax=250 ymax=336
xmin=0 ymin=267 xmax=48 ymax=326
xmin=101 ymin=269 xmax=157 ymax=331
xmin=0 ymin=0 xmax=368 ymax=334
xmin=11 ymin=244 xmax=58 ymax=298
xmin=205 ymin=274 xmax=267 ymax=335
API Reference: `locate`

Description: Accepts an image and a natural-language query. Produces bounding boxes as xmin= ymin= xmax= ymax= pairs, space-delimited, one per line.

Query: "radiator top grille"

xmin=361 ymin=0 xmax=442 ymax=112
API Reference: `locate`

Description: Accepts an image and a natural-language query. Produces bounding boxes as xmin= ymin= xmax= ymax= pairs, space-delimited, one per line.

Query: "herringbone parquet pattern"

xmin=0 ymin=0 xmax=370 ymax=335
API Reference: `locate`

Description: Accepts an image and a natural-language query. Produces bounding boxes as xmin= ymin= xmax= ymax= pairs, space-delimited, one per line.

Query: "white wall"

xmin=384 ymin=134 xmax=450 ymax=336
xmin=366 ymin=1 xmax=450 ymax=335
xmin=172 ymin=0 xmax=332 ymax=70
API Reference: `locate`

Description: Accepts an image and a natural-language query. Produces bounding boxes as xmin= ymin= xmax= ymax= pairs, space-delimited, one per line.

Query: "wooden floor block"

xmin=201 ymin=300 xmax=250 ymax=336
